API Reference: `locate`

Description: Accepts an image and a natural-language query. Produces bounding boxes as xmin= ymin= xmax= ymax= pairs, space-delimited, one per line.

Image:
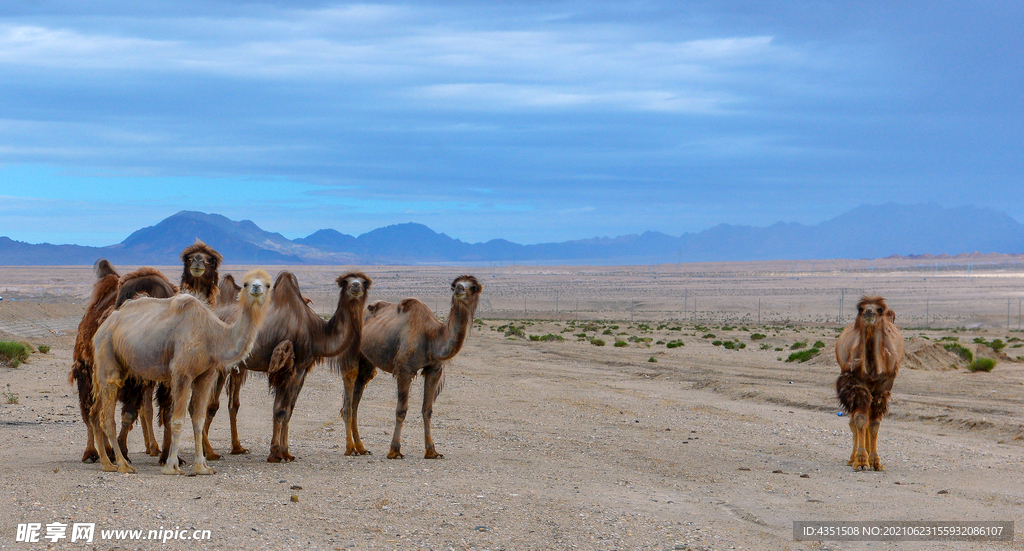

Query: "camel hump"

xmin=94 ymin=259 xmax=119 ymax=280
xmin=397 ymin=298 xmax=421 ymax=314
xmin=171 ymin=293 xmax=201 ymax=312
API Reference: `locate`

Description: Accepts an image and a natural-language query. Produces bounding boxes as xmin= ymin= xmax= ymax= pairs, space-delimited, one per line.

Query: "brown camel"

xmin=196 ymin=271 xmax=371 ymax=463
xmin=69 ymin=260 xmax=176 ymax=463
xmin=835 ymin=296 xmax=904 ymax=471
xmin=344 ymin=275 xmax=482 ymax=459
xmin=90 ymin=269 xmax=271 ymax=475
xmin=180 ymin=240 xmax=222 ymax=306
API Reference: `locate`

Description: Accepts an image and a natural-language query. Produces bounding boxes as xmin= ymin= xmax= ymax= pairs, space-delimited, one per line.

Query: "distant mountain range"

xmin=2 ymin=203 xmax=1023 ymax=266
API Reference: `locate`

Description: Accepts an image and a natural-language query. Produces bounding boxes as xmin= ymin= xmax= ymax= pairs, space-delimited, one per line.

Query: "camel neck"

xmin=434 ymin=298 xmax=475 ymax=361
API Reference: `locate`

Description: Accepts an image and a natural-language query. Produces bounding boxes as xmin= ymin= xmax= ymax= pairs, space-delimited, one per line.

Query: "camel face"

xmin=451 ymin=276 xmax=481 ymax=301
xmin=857 ymin=301 xmax=885 ymax=326
xmin=342 ymin=275 xmax=369 ymax=300
xmin=189 ymin=254 xmax=208 ymax=279
xmin=242 ymin=270 xmax=271 ymax=305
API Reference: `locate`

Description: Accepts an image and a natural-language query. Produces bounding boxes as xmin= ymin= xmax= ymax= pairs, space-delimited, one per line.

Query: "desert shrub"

xmin=938 ymin=336 xmax=958 ymax=342
xmin=760 ymin=343 xmax=772 ymax=350
xmin=628 ymin=336 xmax=653 ymax=344
xmin=647 ymin=356 xmax=657 ymax=363
xmin=702 ymin=333 xmax=716 ymax=339
xmin=0 ymin=341 xmax=31 ymax=368
xmin=656 ymin=340 xmax=665 ymax=345
xmin=638 ymin=324 xmax=652 ymax=331
xmin=530 ymin=334 xmax=565 ymax=342
xmin=774 ymin=347 xmax=783 ymax=352
xmin=37 ymin=345 xmax=51 ymax=354
xmin=813 ymin=340 xmax=826 ymax=349
xmin=989 ymin=339 xmax=1006 ymax=351
xmin=591 ymin=338 xmax=606 ymax=346
xmin=712 ymin=340 xmax=723 ymax=346
xmin=609 ymin=325 xmax=619 ymax=330
xmin=786 ymin=348 xmax=821 ymax=363
xmin=496 ymin=323 xmax=525 ymax=338
xmin=968 ymin=357 xmax=997 ymax=372
xmin=750 ymin=333 xmax=767 ymax=341
xmin=666 ymin=340 xmax=684 ymax=349
xmin=669 ymin=326 xmax=682 ymax=331
xmin=721 ymin=325 xmax=736 ymax=331
xmin=574 ymin=332 xmax=587 ymax=339
xmin=3 ymin=384 xmax=17 ymax=404
xmin=790 ymin=341 xmax=807 ymax=350
xmin=943 ymin=343 xmax=973 ymax=363
xmin=614 ymin=340 xmax=628 ymax=348
xmin=602 ymin=329 xmax=613 ymax=335
xmin=694 ymin=325 xmax=708 ymax=331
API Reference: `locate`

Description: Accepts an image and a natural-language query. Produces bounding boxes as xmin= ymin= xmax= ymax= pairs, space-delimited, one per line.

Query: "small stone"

xmin=291 ymin=485 xmax=303 ymax=490
xmin=737 ymin=467 xmax=751 ymax=471
xmin=938 ymin=490 xmax=948 ymax=495
xmin=772 ymin=470 xmax=784 ymax=474
xmin=291 ymin=495 xmax=299 ymax=502
xmin=800 ymin=474 xmax=810 ymax=478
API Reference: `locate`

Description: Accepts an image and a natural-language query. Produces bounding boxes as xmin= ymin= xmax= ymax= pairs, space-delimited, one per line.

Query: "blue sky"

xmin=1 ymin=1 xmax=1022 ymax=246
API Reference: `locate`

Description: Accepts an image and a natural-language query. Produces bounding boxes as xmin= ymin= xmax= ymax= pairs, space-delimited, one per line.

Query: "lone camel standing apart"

xmin=835 ymin=296 xmax=904 ymax=471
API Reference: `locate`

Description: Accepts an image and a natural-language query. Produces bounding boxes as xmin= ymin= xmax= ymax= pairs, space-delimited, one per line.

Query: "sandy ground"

xmin=1 ymin=263 xmax=1023 ymax=550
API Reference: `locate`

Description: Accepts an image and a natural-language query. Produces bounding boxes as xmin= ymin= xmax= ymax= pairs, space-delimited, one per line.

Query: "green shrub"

xmin=702 ymin=333 xmax=716 ymax=339
xmin=813 ymin=341 xmax=825 ymax=349
xmin=760 ymin=343 xmax=772 ymax=350
xmin=3 ymin=384 xmax=17 ymax=404
xmin=786 ymin=348 xmax=821 ymax=363
xmin=530 ymin=334 xmax=565 ymax=342
xmin=750 ymin=333 xmax=767 ymax=341
xmin=647 ymin=356 xmax=657 ymax=363
xmin=968 ymin=357 xmax=997 ymax=372
xmin=666 ymin=340 xmax=684 ymax=349
xmin=655 ymin=340 xmax=665 ymax=345
xmin=0 ymin=341 xmax=31 ymax=368
xmin=712 ymin=340 xmax=723 ymax=346
xmin=943 ymin=343 xmax=973 ymax=363
xmin=38 ymin=345 xmax=51 ymax=354
xmin=614 ymin=340 xmax=628 ymax=348
xmin=790 ymin=341 xmax=807 ymax=350
xmin=591 ymin=338 xmax=606 ymax=346
xmin=602 ymin=329 xmax=613 ymax=335
xmin=990 ymin=339 xmax=1006 ymax=351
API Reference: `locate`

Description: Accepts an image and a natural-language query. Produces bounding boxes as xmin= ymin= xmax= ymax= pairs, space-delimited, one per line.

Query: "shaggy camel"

xmin=69 ymin=260 xmax=176 ymax=463
xmin=179 ymin=240 xmax=222 ymax=306
xmin=90 ymin=269 xmax=271 ymax=475
xmin=344 ymin=275 xmax=482 ymax=459
xmin=197 ymin=271 xmax=371 ymax=463
xmin=835 ymin=296 xmax=904 ymax=471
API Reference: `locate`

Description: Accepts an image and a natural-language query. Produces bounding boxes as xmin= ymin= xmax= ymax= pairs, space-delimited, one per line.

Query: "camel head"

xmin=451 ymin=275 xmax=482 ymax=305
xmin=241 ymin=269 xmax=272 ymax=307
xmin=180 ymin=240 xmax=223 ymax=281
xmin=856 ymin=296 xmax=892 ymax=328
xmin=337 ymin=272 xmax=372 ymax=301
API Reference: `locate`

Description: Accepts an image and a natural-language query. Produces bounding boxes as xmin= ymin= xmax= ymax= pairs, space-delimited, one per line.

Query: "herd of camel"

xmin=70 ymin=240 xmax=482 ymax=475
xmin=68 ymin=240 xmax=901 ymax=476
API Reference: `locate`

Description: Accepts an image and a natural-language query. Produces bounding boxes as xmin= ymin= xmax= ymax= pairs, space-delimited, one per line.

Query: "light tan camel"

xmin=203 ymin=271 xmax=371 ymax=462
xmin=90 ymin=269 xmax=271 ymax=475
xmin=835 ymin=296 xmax=904 ymax=471
xmin=344 ymin=275 xmax=482 ymax=459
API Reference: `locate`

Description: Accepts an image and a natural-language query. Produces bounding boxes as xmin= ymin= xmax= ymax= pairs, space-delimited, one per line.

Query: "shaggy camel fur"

xmin=835 ymin=296 xmax=904 ymax=471
xmin=198 ymin=271 xmax=371 ymax=463
xmin=179 ymin=240 xmax=222 ymax=306
xmin=345 ymin=275 xmax=481 ymax=459
xmin=90 ymin=269 xmax=270 ymax=475
xmin=69 ymin=260 xmax=177 ymax=463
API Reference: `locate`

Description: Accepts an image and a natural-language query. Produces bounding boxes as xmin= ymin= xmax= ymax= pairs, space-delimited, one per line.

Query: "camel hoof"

xmin=146 ymin=448 xmax=161 ymax=457
xmin=193 ymin=465 xmax=216 ymax=475
xmin=386 ymin=450 xmax=404 ymax=460
xmin=205 ymin=451 xmax=222 ymax=461
xmin=117 ymin=464 xmax=137 ymax=474
xmin=267 ymin=453 xmax=282 ymax=463
xmin=101 ymin=464 xmax=118 ymax=472
xmin=230 ymin=446 xmax=249 ymax=455
xmin=82 ymin=451 xmax=100 ymax=464
xmin=161 ymin=464 xmax=185 ymax=475
xmin=425 ymin=452 xmax=444 ymax=460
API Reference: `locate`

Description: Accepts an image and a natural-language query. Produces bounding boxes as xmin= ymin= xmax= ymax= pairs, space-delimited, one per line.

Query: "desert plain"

xmin=1 ymin=257 xmax=1023 ymax=550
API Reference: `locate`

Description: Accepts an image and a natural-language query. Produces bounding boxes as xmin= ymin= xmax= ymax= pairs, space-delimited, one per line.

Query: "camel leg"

xmin=103 ymin=384 xmax=135 ymax=474
xmin=161 ymin=374 xmax=191 ymax=475
xmin=228 ymin=368 xmax=249 ymax=455
xmin=92 ymin=340 xmax=135 ymax=474
xmin=868 ymin=419 xmax=884 ymax=471
xmin=422 ymin=364 xmax=444 ymax=459
xmin=74 ymin=363 xmax=102 ymax=463
xmin=201 ymin=369 xmax=228 ymax=461
xmin=388 ymin=371 xmax=413 ymax=460
xmin=849 ymin=412 xmax=870 ymax=470
xmin=280 ymin=368 xmax=309 ymax=462
xmin=268 ymin=387 xmax=290 ymax=463
xmin=139 ymin=384 xmax=161 ymax=456
xmin=116 ymin=378 xmax=147 ymax=462
xmin=343 ymin=358 xmax=376 ymax=456
xmin=89 ymin=392 xmax=118 ymax=473
xmin=267 ymin=342 xmax=295 ymax=463
xmin=189 ymin=371 xmax=218 ymax=475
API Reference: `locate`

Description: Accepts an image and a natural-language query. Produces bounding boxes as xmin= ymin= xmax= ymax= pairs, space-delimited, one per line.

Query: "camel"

xmin=835 ymin=296 xmax=904 ymax=471
xmin=343 ymin=275 xmax=482 ymax=459
xmin=69 ymin=260 xmax=177 ymax=463
xmin=195 ymin=271 xmax=371 ymax=463
xmin=180 ymin=240 xmax=222 ymax=306
xmin=217 ymin=274 xmax=242 ymax=304
xmin=89 ymin=269 xmax=271 ymax=475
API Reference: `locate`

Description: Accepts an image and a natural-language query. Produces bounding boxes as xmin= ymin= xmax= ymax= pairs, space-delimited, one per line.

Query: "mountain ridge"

xmin=2 ymin=203 xmax=1022 ymax=265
